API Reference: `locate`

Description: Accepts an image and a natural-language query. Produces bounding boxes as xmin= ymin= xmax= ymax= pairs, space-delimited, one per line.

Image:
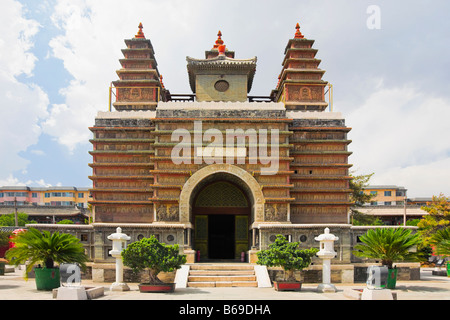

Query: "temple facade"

xmin=88 ymin=23 xmax=354 ymax=266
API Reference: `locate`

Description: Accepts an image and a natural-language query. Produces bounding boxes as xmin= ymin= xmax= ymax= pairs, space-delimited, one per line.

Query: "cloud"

xmin=0 ymin=0 xmax=49 ymax=183
xmin=0 ymin=174 xmax=53 ymax=188
xmin=347 ymin=83 xmax=450 ymax=197
xmin=30 ymin=149 xmax=45 ymax=156
xmin=0 ymin=0 xmax=40 ymax=79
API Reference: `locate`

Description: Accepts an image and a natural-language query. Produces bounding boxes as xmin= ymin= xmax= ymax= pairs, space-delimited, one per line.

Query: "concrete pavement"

xmin=1 ymin=266 xmax=449 ymax=301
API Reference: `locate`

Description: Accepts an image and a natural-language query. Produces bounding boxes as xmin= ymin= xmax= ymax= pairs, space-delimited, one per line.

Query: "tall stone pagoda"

xmin=87 ymin=22 xmax=354 ymax=276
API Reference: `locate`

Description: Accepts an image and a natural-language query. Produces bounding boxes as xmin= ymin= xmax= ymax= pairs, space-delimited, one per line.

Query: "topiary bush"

xmin=121 ymin=235 xmax=186 ymax=285
xmin=256 ymin=234 xmax=318 ymax=281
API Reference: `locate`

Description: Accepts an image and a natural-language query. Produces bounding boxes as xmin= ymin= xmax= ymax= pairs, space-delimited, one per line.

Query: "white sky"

xmin=0 ymin=0 xmax=449 ymax=198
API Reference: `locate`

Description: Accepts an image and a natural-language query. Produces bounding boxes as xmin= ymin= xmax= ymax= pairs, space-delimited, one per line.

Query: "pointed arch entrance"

xmin=179 ymin=164 xmax=265 ymax=260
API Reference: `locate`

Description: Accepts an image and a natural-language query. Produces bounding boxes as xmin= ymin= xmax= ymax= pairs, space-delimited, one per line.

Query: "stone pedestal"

xmin=56 ymin=286 xmax=88 ymax=300
xmin=184 ymin=249 xmax=196 ymax=264
xmin=110 ymin=282 xmax=130 ymax=291
xmin=317 ymin=283 xmax=337 ymax=293
xmin=361 ymin=288 xmax=394 ymax=300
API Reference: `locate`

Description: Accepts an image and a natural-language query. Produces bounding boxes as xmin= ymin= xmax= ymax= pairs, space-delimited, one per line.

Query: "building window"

xmin=45 ymin=193 xmax=50 ymax=198
xmin=32 ymin=193 xmax=37 ymax=198
xmin=370 ymin=201 xmax=377 ymax=206
xmin=0 ymin=193 xmax=3 ymax=198
xmin=214 ymin=80 xmax=230 ymax=92
xmin=384 ymin=191 xmax=392 ymax=196
xmin=396 ymin=191 xmax=405 ymax=197
xmin=78 ymin=193 xmax=84 ymax=198
xmin=384 ymin=201 xmax=392 ymax=205
xmin=370 ymin=191 xmax=378 ymax=196
xmin=6 ymin=192 xmax=15 ymax=197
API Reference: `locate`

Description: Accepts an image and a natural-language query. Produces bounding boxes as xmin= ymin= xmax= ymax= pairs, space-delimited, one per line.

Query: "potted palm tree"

xmin=121 ymin=235 xmax=186 ymax=292
xmin=353 ymin=227 xmax=421 ymax=289
xmin=430 ymin=227 xmax=450 ymax=276
xmin=5 ymin=228 xmax=88 ymax=290
xmin=256 ymin=234 xmax=318 ymax=291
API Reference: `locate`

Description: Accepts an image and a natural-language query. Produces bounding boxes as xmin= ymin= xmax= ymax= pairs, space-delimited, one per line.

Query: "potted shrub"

xmin=5 ymin=228 xmax=88 ymax=290
xmin=121 ymin=235 xmax=186 ymax=293
xmin=256 ymin=234 xmax=318 ymax=291
xmin=353 ymin=227 xmax=421 ymax=289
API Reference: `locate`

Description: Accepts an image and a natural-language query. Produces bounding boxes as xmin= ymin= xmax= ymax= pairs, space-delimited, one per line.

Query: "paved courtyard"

xmin=0 ymin=266 xmax=448 ymax=301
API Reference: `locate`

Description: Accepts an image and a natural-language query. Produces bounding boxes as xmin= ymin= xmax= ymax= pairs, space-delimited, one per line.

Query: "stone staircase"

xmin=187 ymin=264 xmax=258 ymax=287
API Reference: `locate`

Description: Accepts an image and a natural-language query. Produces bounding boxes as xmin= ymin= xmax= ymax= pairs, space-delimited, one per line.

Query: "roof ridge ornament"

xmin=213 ymin=30 xmax=224 ymax=49
xmin=135 ymin=22 xmax=145 ymax=39
xmin=294 ymin=22 xmax=304 ymax=39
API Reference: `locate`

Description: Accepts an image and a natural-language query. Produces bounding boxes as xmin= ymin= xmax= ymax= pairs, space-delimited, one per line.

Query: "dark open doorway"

xmin=208 ymin=215 xmax=235 ymax=259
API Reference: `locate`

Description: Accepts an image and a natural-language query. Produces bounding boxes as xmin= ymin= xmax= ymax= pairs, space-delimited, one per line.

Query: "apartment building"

xmin=0 ymin=186 xmax=91 ymax=209
xmin=0 ymin=186 xmax=92 ymax=224
xmin=363 ymin=185 xmax=407 ymax=206
xmin=359 ymin=185 xmax=428 ymax=225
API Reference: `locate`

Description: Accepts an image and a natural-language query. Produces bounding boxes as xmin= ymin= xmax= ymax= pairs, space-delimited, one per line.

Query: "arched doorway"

xmin=179 ymin=164 xmax=265 ymax=261
xmin=193 ymin=181 xmax=250 ymax=260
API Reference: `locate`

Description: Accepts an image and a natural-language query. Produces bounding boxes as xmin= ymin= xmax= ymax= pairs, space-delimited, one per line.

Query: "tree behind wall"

xmin=349 ymin=172 xmax=383 ymax=225
xmin=418 ymin=193 xmax=450 ymax=246
xmin=0 ymin=212 xmax=36 ymax=227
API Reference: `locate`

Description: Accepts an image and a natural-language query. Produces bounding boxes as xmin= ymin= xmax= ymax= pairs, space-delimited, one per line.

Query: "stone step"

xmin=189 ymin=270 xmax=255 ymax=276
xmin=188 ymin=275 xmax=257 ymax=282
xmin=186 ymin=264 xmax=259 ymax=288
xmin=187 ymin=281 xmax=258 ymax=288
xmin=190 ymin=264 xmax=254 ymax=270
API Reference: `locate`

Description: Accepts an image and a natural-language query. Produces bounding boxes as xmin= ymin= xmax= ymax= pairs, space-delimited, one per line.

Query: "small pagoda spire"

xmin=135 ymin=22 xmax=145 ymax=39
xmin=294 ymin=22 xmax=304 ymax=39
xmin=213 ymin=30 xmax=224 ymax=49
xmin=159 ymin=74 xmax=165 ymax=89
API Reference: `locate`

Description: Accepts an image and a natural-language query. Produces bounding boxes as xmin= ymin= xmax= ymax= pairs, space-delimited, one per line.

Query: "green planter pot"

xmin=447 ymin=262 xmax=450 ymax=277
xmin=0 ymin=262 xmax=5 ymax=276
xmin=386 ymin=268 xmax=398 ymax=289
xmin=34 ymin=268 xmax=60 ymax=291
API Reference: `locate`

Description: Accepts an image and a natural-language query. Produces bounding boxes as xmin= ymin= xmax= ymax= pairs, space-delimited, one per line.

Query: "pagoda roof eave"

xmin=186 ymin=55 xmax=257 ymax=94
xmin=281 ymin=79 xmax=328 ymax=86
xmin=124 ymin=38 xmax=155 ymax=54
xmin=282 ymin=57 xmax=322 ymax=67
xmin=284 ymin=38 xmax=316 ymax=54
xmin=186 ymin=55 xmax=257 ymax=66
xmin=277 ymin=68 xmax=326 ymax=82
xmin=119 ymin=58 xmax=156 ymax=63
xmin=116 ymin=70 xmax=159 ymax=78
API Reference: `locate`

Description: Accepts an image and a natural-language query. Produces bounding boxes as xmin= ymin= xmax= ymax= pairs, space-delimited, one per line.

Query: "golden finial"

xmin=135 ymin=22 xmax=145 ymax=38
xmin=294 ymin=22 xmax=304 ymax=39
xmin=213 ymin=30 xmax=224 ymax=49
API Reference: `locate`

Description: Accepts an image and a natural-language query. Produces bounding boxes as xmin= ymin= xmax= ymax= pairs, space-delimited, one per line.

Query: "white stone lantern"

xmin=315 ymin=227 xmax=339 ymax=293
xmin=107 ymin=227 xmax=131 ymax=291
